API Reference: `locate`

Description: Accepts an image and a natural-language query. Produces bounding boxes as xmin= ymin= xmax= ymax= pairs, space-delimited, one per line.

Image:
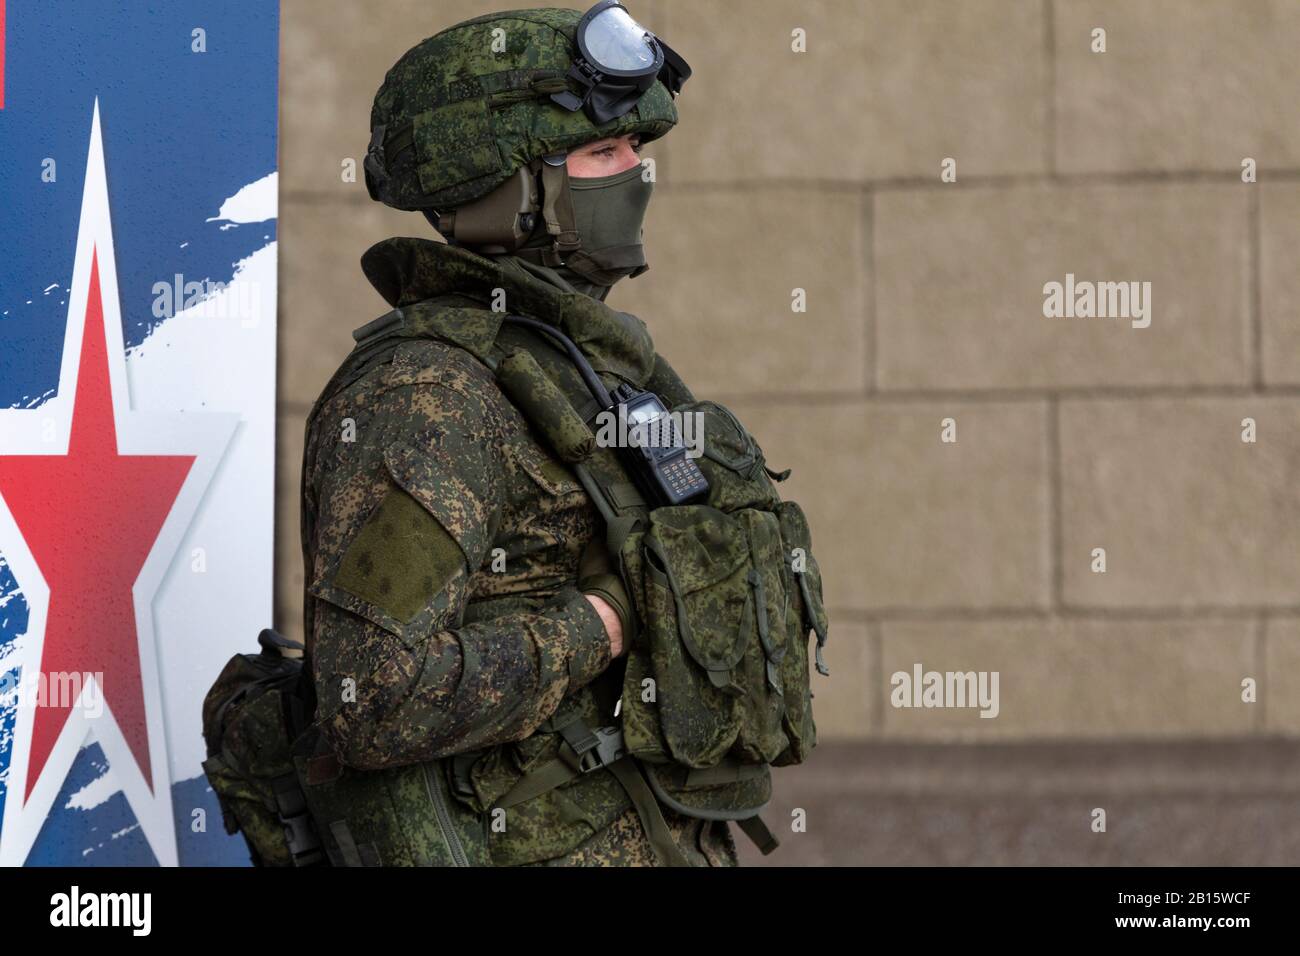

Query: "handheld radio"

xmin=610 ymin=384 xmax=709 ymax=506
xmin=502 ymin=316 xmax=709 ymax=507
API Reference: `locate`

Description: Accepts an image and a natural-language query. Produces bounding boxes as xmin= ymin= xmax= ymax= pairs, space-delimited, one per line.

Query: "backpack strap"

xmin=491 ymin=715 xmax=692 ymax=868
xmin=306 ymin=308 xmax=416 ymax=427
xmin=272 ymin=771 xmax=327 ymax=867
xmin=604 ymin=757 xmax=693 ymax=867
xmin=735 ymin=815 xmax=780 ymax=856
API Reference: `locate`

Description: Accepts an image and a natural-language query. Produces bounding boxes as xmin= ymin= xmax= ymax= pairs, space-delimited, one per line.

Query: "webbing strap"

xmin=329 ymin=819 xmax=365 ymax=868
xmin=748 ymin=568 xmax=784 ymax=696
xmin=308 ymin=309 xmax=411 ymax=428
xmin=736 ymin=814 xmax=780 ymax=856
xmin=493 ymin=717 xmax=623 ymax=810
xmin=605 ymin=513 xmax=641 ymax=567
xmin=539 ymin=160 xmax=582 ymax=266
xmin=605 ymin=758 xmax=693 ymax=867
xmin=576 ymin=395 xmax=605 ymax=425
xmin=495 ymin=758 xmax=579 ymax=810
xmin=683 ymin=760 xmax=770 ymax=787
xmin=797 ymin=570 xmax=831 ymax=677
xmin=490 ymin=717 xmax=691 ymax=867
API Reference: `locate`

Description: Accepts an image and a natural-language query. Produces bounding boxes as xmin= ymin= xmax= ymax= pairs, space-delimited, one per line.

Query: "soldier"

xmin=295 ymin=2 xmax=829 ymax=867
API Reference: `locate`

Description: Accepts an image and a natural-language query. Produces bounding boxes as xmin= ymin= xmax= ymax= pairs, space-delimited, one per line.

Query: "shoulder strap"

xmin=489 ymin=319 xmax=651 ymax=517
xmin=303 ymin=308 xmax=411 ymax=433
xmin=306 ymin=296 xmax=503 ymax=427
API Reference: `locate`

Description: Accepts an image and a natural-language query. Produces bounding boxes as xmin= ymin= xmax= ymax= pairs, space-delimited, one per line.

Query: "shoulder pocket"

xmin=384 ymin=441 xmax=496 ymax=564
xmin=308 ymin=441 xmax=497 ymax=642
xmin=512 ymin=439 xmax=586 ymax=498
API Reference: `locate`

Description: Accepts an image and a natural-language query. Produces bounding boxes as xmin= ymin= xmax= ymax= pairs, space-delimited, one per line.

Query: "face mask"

xmin=562 ymin=162 xmax=654 ymax=289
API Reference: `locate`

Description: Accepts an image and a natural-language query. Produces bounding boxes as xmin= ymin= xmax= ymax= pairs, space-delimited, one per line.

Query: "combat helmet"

xmin=364 ymin=3 xmax=690 ymax=262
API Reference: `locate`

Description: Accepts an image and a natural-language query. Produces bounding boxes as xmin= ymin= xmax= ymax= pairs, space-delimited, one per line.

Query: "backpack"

xmin=200 ymin=628 xmax=327 ymax=866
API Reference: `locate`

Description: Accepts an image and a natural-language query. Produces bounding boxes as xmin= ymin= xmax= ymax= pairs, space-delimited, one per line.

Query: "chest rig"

xmin=305 ymin=291 xmax=829 ymax=865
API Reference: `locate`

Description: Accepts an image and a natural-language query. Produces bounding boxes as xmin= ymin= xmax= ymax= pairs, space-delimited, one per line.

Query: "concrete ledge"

xmin=740 ymin=740 xmax=1300 ymax=866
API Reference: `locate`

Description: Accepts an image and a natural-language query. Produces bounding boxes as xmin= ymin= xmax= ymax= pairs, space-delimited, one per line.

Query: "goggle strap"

xmin=654 ymin=37 xmax=691 ymax=96
xmin=550 ymin=61 xmax=600 ymax=114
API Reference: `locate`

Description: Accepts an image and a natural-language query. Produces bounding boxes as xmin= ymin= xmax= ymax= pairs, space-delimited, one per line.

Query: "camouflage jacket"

xmin=299 ymin=236 xmax=737 ymax=866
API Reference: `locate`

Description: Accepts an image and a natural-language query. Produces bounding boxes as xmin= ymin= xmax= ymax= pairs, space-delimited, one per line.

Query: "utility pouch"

xmin=496 ymin=348 xmax=597 ymax=463
xmin=200 ymin=629 xmax=326 ymax=867
xmin=619 ymin=500 xmax=823 ymax=777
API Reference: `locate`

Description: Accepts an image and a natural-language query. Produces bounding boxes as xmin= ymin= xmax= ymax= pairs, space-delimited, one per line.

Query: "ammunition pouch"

xmin=612 ymin=401 xmax=829 ymax=826
xmin=482 ymin=330 xmax=831 ymax=846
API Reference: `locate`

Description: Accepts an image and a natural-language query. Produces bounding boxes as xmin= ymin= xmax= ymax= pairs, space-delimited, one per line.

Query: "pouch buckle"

xmin=558 ymin=720 xmax=626 ymax=774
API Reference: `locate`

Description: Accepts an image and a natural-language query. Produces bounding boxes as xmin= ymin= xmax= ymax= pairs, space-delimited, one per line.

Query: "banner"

xmin=0 ymin=1 xmax=279 ymax=866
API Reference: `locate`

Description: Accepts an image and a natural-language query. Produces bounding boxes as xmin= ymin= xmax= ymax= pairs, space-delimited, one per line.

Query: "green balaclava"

xmin=503 ymin=159 xmax=655 ymax=302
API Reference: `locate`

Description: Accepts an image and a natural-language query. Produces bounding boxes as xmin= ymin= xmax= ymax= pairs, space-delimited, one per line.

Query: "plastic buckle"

xmin=281 ymin=813 xmax=324 ymax=866
xmin=578 ymin=726 xmax=626 ymax=773
xmin=366 ymin=123 xmax=388 ymax=173
xmin=551 ymin=61 xmax=599 ymax=113
xmin=559 ymin=721 xmax=626 ymax=774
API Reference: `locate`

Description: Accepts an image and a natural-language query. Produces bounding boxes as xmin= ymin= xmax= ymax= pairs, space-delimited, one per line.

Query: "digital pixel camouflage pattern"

xmin=297 ymin=236 xmax=740 ymax=866
xmin=201 ymin=638 xmax=307 ymax=866
xmin=365 ymin=7 xmax=677 ymax=212
xmin=291 ymin=3 xmax=825 ymax=868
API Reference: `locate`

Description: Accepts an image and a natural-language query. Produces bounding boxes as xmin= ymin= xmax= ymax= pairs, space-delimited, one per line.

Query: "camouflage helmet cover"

xmin=365 ymin=7 xmax=679 ymax=212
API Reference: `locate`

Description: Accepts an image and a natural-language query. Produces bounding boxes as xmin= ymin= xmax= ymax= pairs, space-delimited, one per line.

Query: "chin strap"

xmin=537 ymin=156 xmax=583 ymax=267
xmin=517 ymin=155 xmax=650 ymax=287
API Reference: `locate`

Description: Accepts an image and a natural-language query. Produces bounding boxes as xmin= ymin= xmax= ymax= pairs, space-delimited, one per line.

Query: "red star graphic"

xmin=0 ymin=249 xmax=194 ymax=800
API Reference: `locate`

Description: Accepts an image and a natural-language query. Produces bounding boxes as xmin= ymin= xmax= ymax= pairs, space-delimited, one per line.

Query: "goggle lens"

xmin=585 ymin=6 xmax=657 ymax=73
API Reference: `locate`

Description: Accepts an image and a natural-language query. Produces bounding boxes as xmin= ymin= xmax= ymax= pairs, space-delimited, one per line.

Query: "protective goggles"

xmin=550 ymin=0 xmax=692 ymax=125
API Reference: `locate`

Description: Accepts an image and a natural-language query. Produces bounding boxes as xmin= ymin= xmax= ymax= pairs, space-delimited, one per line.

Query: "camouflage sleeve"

xmin=304 ymin=342 xmax=612 ymax=771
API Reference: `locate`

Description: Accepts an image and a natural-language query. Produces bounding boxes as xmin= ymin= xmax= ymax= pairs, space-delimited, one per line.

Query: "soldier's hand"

xmin=578 ymin=538 xmax=631 ymax=659
xmin=584 ymin=593 xmax=625 ymax=658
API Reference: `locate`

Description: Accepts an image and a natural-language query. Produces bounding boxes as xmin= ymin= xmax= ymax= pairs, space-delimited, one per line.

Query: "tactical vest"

xmin=291 ymin=293 xmax=830 ymax=867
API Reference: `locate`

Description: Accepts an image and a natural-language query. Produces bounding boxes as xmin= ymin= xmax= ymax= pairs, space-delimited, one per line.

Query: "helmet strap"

xmin=538 ymin=157 xmax=583 ymax=267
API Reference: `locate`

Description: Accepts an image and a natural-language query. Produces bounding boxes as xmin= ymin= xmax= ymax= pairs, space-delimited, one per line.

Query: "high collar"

xmin=361 ymin=237 xmax=656 ymax=386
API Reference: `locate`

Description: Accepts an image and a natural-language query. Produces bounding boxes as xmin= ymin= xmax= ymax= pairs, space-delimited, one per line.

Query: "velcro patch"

xmin=333 ymin=486 xmax=465 ymax=624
